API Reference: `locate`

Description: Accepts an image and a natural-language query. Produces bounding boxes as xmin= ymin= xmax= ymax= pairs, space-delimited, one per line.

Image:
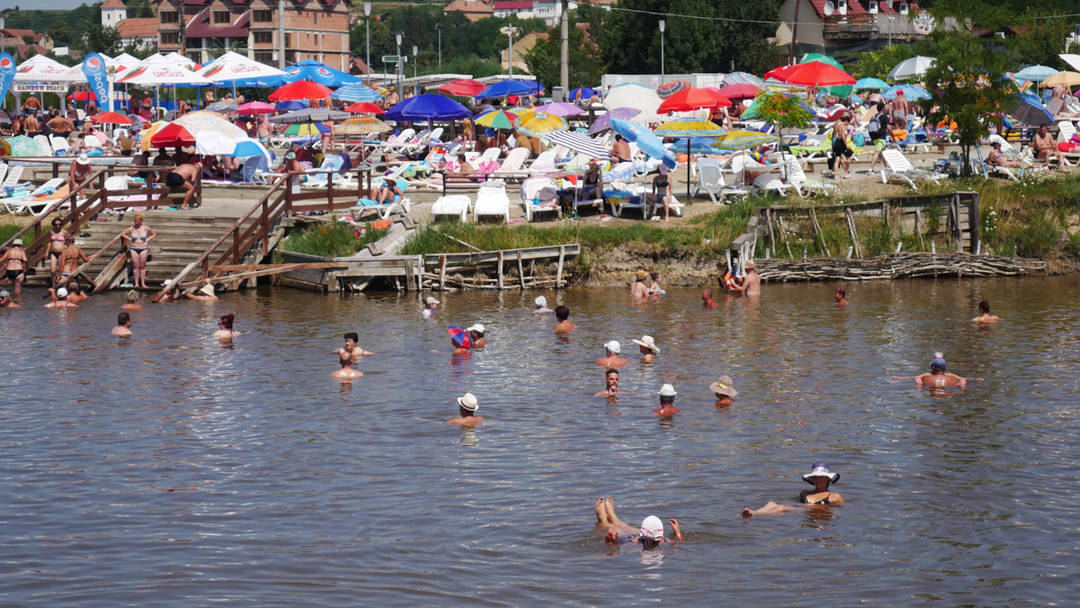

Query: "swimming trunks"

xmin=5 ymin=269 xmax=21 ymax=280
xmin=165 ymin=172 xmax=185 ymax=188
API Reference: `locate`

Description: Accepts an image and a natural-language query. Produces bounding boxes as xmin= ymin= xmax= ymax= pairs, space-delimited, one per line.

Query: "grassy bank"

xmin=279 ymin=222 xmax=387 ymax=258
xmin=0 ymin=225 xmax=21 ymax=244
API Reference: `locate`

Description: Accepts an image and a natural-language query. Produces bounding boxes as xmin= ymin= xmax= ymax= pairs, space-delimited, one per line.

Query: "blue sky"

xmin=0 ymin=0 xmax=92 ymax=10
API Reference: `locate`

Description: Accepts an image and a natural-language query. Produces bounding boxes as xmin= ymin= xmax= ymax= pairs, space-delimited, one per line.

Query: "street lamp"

xmin=500 ymin=25 xmax=518 ymax=77
xmin=659 ymin=19 xmax=665 ymax=86
xmin=412 ymin=44 xmax=418 ymax=84
xmin=395 ymin=32 xmax=403 ymax=100
xmin=363 ymin=2 xmax=371 ymax=77
xmin=0 ymin=16 xmax=6 ymax=56
xmin=435 ymin=23 xmax=442 ymax=72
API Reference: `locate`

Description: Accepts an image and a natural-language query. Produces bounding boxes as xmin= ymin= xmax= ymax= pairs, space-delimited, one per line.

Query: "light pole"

xmin=395 ymin=32 xmax=403 ymax=100
xmin=0 ymin=16 xmax=6 ymax=57
xmin=363 ymin=2 xmax=371 ymax=76
xmin=435 ymin=23 xmax=442 ymax=72
xmin=412 ymin=44 xmax=418 ymax=87
xmin=659 ymin=19 xmax=665 ymax=86
xmin=500 ymin=25 xmax=518 ymax=77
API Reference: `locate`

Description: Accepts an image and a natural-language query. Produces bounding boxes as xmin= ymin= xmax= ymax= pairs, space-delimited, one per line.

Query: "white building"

xmin=101 ymin=0 xmax=128 ymax=28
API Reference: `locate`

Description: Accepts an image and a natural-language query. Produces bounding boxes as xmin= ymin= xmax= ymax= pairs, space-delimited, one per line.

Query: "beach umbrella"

xmin=384 ymin=94 xmax=471 ymax=121
xmin=173 ymin=110 xmax=248 ymax=154
xmin=281 ymin=59 xmax=360 ymax=87
xmin=569 ymin=87 xmax=595 ymax=102
xmin=774 ymin=61 xmax=856 ymax=86
xmin=68 ymin=91 xmax=98 ymax=101
xmin=1013 ymin=65 xmax=1058 ymax=83
xmin=654 ymin=118 xmax=726 ymax=200
xmin=275 ymin=100 xmax=309 ymax=112
xmin=150 ymin=123 xmax=196 ymax=148
xmin=447 ymin=326 xmax=472 ymax=349
xmin=205 ymin=101 xmax=239 ymax=113
xmin=438 ymin=78 xmax=486 ymax=97
xmin=138 ymin=121 xmax=169 ymax=151
xmin=269 ymin=108 xmax=351 ymax=124
xmin=723 ymin=72 xmax=764 ymax=88
xmin=611 ymin=118 xmax=676 ymax=169
xmin=92 ymin=111 xmax=133 ymax=125
xmin=887 ymin=56 xmax=936 ymax=81
xmin=854 ymin=77 xmax=889 ymax=90
xmin=1041 ymin=71 xmax=1080 ymax=88
xmin=474 ymin=110 xmax=518 ymax=129
xmin=657 ymin=80 xmax=690 ymax=99
xmin=588 ymin=107 xmax=641 ymax=134
xmin=544 ymin=130 xmax=609 ymax=159
xmin=198 ymin=51 xmax=287 ymax=85
xmin=883 ymin=84 xmax=931 ymax=101
xmin=801 ymin=53 xmax=842 ymax=68
xmin=658 ymin=88 xmax=733 ymax=114
xmin=335 ymin=116 xmax=392 ymax=136
xmin=533 ymin=102 xmax=585 ymax=117
xmin=712 ymin=129 xmax=779 ymax=152
xmin=330 ymin=82 xmax=382 ymax=103
xmin=4 ymin=136 xmax=42 ymax=156
xmin=230 ymin=138 xmax=272 ymax=164
xmin=715 ymin=83 xmax=761 ymax=100
xmin=671 ymin=137 xmax=720 ymax=154
xmin=283 ymin=123 xmax=330 ymax=137
xmin=476 ymin=79 xmax=532 ymax=99
xmin=269 ymin=80 xmax=333 ymax=101
xmin=237 ymin=101 xmax=276 ymax=115
xmin=604 ymin=83 xmax=663 ymax=123
xmin=515 ymin=110 xmax=568 ymax=137
xmin=344 ymin=102 xmax=385 ymax=114
xmin=1014 ymin=92 xmax=1053 ymax=126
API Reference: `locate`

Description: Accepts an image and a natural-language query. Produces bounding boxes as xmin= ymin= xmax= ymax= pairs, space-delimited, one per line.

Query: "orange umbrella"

xmin=658 ymin=88 xmax=733 ymax=114
xmin=269 ymin=80 xmax=333 ymax=101
xmin=92 ymin=111 xmax=134 ymax=125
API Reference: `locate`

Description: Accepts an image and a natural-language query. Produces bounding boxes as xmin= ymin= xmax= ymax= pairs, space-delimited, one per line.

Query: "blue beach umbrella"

xmin=330 ymin=83 xmax=382 ymax=103
xmin=883 ymin=84 xmax=931 ymax=101
xmin=385 ymin=94 xmax=471 ymax=121
xmin=275 ymin=100 xmax=308 ymax=112
xmin=569 ymin=87 xmax=594 ymax=101
xmin=282 ymin=59 xmax=360 ymax=88
xmin=1013 ymin=65 xmax=1059 ymax=83
xmin=476 ymin=80 xmax=532 ymax=100
xmin=610 ymin=118 xmax=676 ymax=169
xmin=670 ymin=137 xmax=720 ymax=154
xmin=230 ymin=138 xmax=272 ymax=164
xmin=854 ymin=77 xmax=889 ymax=90
xmin=1014 ymin=92 xmax=1053 ymax=126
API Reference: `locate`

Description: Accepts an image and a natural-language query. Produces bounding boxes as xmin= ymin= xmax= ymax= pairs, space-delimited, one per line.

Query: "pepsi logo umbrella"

xmin=447 ymin=326 xmax=472 ymax=349
xmin=282 ymin=59 xmax=359 ymax=88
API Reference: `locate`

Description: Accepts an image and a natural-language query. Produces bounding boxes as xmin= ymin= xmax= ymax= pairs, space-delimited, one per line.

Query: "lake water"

xmin=2 ymin=277 xmax=1078 ymax=606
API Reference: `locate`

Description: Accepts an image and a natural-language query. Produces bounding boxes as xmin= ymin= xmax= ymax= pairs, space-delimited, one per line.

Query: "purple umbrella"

xmin=588 ymin=107 xmax=642 ymax=135
xmin=533 ymin=102 xmax=585 ymax=117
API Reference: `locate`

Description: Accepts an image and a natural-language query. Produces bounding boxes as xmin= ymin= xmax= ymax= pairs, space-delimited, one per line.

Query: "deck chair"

xmin=493 ymin=147 xmax=529 ymax=178
xmin=241 ymin=155 xmax=270 ymax=183
xmin=695 ymin=157 xmax=748 ymax=203
xmin=103 ymin=174 xmax=163 ymax=209
xmin=2 ymin=165 xmax=24 ymax=188
xmin=469 ymin=148 xmax=502 ymax=175
xmin=529 ymin=149 xmax=558 ymax=173
xmin=33 ymin=135 xmax=53 ymax=156
xmin=382 ymin=128 xmax=416 ymax=154
xmin=49 ymin=136 xmax=70 ymax=156
xmin=0 ymin=164 xmax=8 ymax=188
xmin=303 ymin=155 xmax=345 ymax=188
xmin=752 ymin=173 xmax=792 ymax=197
xmin=431 ymin=194 xmax=471 ymax=222
xmin=520 ymin=175 xmax=562 ymax=222
xmin=1055 ymin=121 xmax=1080 ymax=164
xmin=352 ymin=177 xmax=410 ymax=220
xmin=782 ymin=158 xmax=839 ymax=198
xmin=473 ymin=180 xmax=511 ymax=223
xmin=789 ymin=129 xmax=833 ymax=160
xmin=880 ymin=149 xmax=947 ymax=190
xmin=4 ymin=178 xmax=69 ymax=215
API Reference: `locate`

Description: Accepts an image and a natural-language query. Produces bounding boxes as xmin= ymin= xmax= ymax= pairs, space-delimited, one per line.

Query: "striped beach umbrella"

xmin=544 ymin=130 xmax=608 ymax=159
xmin=335 ymin=116 xmax=392 ymax=136
xmin=723 ymin=71 xmax=764 ymax=88
xmin=474 ymin=110 xmax=518 ymax=129
xmin=653 ymin=118 xmax=725 ymax=137
xmin=657 ymin=80 xmax=690 ymax=99
xmin=330 ymin=83 xmax=382 ymax=103
xmin=283 ymin=122 xmax=330 ymax=137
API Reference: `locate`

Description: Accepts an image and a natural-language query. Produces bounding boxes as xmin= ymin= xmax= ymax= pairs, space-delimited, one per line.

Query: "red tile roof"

xmin=118 ymin=18 xmax=158 ymax=39
xmin=102 ymin=0 xmax=127 ymax=8
xmin=444 ymin=0 xmax=493 ymax=13
xmin=186 ymin=9 xmax=251 ymax=38
xmin=494 ymin=1 xmax=532 ymax=8
xmin=807 ymin=0 xmax=919 ymax=19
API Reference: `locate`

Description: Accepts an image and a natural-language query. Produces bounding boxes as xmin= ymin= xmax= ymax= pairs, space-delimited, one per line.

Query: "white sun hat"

xmin=632 ymin=335 xmax=660 ymax=353
xmin=456 ymin=392 xmax=479 ymax=412
xmin=658 ymin=383 xmax=677 ymax=397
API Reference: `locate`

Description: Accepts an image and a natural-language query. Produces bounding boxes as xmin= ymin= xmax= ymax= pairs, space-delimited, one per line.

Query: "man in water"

xmin=422 ymin=296 xmax=439 ymax=318
xmin=653 ymin=384 xmax=680 ymax=417
xmin=701 ymin=288 xmax=718 ymax=309
xmin=65 ymin=281 xmax=89 ymax=303
xmin=44 ymin=287 xmax=77 ymax=309
xmin=554 ymin=305 xmax=576 ymax=333
xmin=447 ymin=392 xmax=484 ymax=427
xmin=972 ymin=299 xmax=999 ymax=324
xmin=165 ymin=161 xmax=202 ymax=209
xmin=121 ymin=290 xmax=143 ymax=311
xmin=0 ymin=289 xmax=20 ymax=308
xmin=184 ymin=282 xmax=219 ymax=302
xmin=727 ymin=260 xmax=760 ymax=296
xmin=630 ymin=270 xmax=649 ymax=298
xmin=0 ymin=238 xmax=28 ymax=294
xmin=594 ymin=368 xmax=619 ymax=399
xmin=914 ymin=355 xmax=970 ymax=388
xmin=334 ymin=332 xmax=374 ymax=363
xmin=594 ymin=497 xmax=683 ymax=547
xmin=596 ymin=340 xmax=628 ymax=369
xmin=332 ymin=342 xmax=364 ymax=380
xmin=709 ymin=375 xmax=738 ymax=407
xmin=835 ymin=287 xmax=847 ymax=309
xmin=467 ymin=324 xmax=486 ymax=348
xmin=533 ymin=295 xmax=553 ymax=316
xmin=111 ymin=312 xmax=133 ymax=337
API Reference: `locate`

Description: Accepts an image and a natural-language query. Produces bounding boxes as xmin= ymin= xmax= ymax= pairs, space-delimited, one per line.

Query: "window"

xmin=285 ymin=33 xmax=291 ymax=47
xmin=254 ymin=51 xmax=274 ymax=63
xmin=837 ymin=0 xmax=848 ymax=14
xmin=254 ymin=9 xmax=272 ymax=22
xmin=253 ymin=31 xmax=273 ymax=44
xmin=214 ymin=11 xmax=231 ymax=24
xmin=868 ymin=0 xmax=878 ymax=13
xmin=161 ymin=32 xmax=179 ymax=44
xmin=160 ymin=11 xmax=179 ymax=23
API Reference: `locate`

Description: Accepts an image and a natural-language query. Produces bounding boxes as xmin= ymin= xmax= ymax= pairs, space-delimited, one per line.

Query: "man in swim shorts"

xmin=554 ymin=305 xmax=576 ymax=333
xmin=165 ymin=161 xmax=202 ymax=209
xmin=446 ymin=392 xmax=484 ymax=427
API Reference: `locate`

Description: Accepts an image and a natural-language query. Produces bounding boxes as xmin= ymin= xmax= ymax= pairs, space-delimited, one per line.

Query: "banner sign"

xmin=12 ymin=83 xmax=70 ymax=93
xmin=82 ymin=52 xmax=110 ymax=110
xmin=0 ymin=53 xmax=15 ymax=105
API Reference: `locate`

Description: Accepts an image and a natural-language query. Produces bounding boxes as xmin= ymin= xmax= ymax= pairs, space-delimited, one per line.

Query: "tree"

xmin=524 ymin=12 xmax=606 ymax=89
xmin=753 ymin=91 xmax=812 ymax=170
xmin=77 ymin=24 xmax=122 ymax=57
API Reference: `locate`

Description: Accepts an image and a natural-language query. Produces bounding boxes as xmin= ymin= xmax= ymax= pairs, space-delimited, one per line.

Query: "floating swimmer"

xmin=593 ymin=497 xmax=683 ymax=547
xmin=742 ymin=462 xmax=845 ymax=518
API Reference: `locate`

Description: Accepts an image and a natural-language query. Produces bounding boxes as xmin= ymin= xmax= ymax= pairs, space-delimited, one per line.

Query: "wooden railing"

xmin=151 ymin=165 xmax=374 ymax=301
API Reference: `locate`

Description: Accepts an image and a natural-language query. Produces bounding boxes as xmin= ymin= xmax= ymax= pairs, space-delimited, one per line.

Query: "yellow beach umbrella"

xmin=335 ymin=116 xmax=391 ymax=136
xmin=515 ymin=110 xmax=568 ymax=137
xmin=653 ymin=118 xmax=725 ymax=137
xmin=1042 ymin=71 xmax=1080 ymax=88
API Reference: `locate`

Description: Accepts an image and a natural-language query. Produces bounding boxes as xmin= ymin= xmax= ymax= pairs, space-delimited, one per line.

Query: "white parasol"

xmin=198 ymin=51 xmax=286 ymax=83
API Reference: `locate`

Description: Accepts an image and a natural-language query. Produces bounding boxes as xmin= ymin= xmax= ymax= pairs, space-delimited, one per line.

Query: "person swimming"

xmin=835 ymin=287 xmax=847 ymax=308
xmin=111 ymin=312 xmax=133 ymax=337
xmin=972 ymin=299 xmax=999 ymax=323
xmin=446 ymin=392 xmax=484 ymax=427
xmin=533 ymin=295 xmax=553 ymax=316
xmin=594 ymin=368 xmax=619 ymax=399
xmin=742 ymin=462 xmax=845 ymax=517
xmin=214 ymin=313 xmax=240 ymax=341
xmin=593 ymin=497 xmax=683 ymax=548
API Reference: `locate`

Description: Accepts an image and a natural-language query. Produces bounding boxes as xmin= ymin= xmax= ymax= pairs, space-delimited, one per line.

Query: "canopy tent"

xmin=198 ymin=51 xmax=286 ymax=85
xmin=14 ymin=55 xmax=84 ymax=82
xmin=119 ymin=62 xmax=212 ymax=86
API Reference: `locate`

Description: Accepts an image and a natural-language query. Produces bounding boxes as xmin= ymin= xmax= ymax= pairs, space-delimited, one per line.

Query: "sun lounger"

xmin=520 ymin=175 xmax=562 ymax=222
xmin=782 ymin=157 xmax=839 ymax=198
xmin=752 ymin=173 xmax=792 ymax=197
xmin=102 ymin=175 xmax=164 ymax=209
xmin=4 ymin=178 xmax=71 ymax=215
xmin=880 ymin=149 xmax=947 ymax=190
xmin=431 ymin=194 xmax=471 ymax=222
xmin=695 ymin=157 xmax=748 ymax=203
xmin=529 ymin=149 xmax=558 ymax=174
xmin=789 ymin=129 xmax=833 ymax=161
xmin=303 ymin=155 xmax=345 ymax=188
xmin=351 ymin=176 xmax=410 ymax=220
xmin=493 ymin=147 xmax=529 ymax=179
xmin=473 ymin=180 xmax=511 ymax=223
xmin=2 ymin=165 xmax=24 ymax=189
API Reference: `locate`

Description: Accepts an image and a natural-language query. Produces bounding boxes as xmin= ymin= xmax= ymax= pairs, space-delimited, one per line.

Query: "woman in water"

xmin=121 ymin=213 xmax=155 ymax=289
xmin=742 ymin=462 xmax=844 ymax=517
xmin=593 ymin=497 xmax=683 ymax=547
xmin=972 ymin=299 xmax=999 ymax=324
xmin=332 ymin=346 xmax=364 ymax=380
xmin=214 ymin=313 xmax=240 ymax=341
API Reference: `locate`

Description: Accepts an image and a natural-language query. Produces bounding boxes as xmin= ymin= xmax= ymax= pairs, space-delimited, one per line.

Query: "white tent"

xmin=119 ymin=63 xmax=212 ymax=86
xmin=109 ymin=53 xmax=141 ymax=73
xmin=14 ymin=55 xmax=84 ymax=83
xmin=197 ymin=51 xmax=286 ymax=83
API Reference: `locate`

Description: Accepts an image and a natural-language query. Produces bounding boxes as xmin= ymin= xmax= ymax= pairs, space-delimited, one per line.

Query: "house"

xmin=348 ymin=57 xmax=372 ymax=76
xmin=775 ymin=0 xmax=926 ymax=53
xmin=493 ymin=0 xmax=533 ymax=18
xmin=443 ymin=0 xmax=494 ymax=23
xmin=155 ymin=0 xmax=352 ymax=69
xmin=502 ymin=31 xmax=546 ymax=73
xmin=117 ymin=18 xmax=159 ymax=49
xmin=101 ymin=0 xmax=129 ymax=28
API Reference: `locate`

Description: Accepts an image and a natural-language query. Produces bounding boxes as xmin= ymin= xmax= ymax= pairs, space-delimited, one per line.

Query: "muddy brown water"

xmin=2 ymin=276 xmax=1078 ymax=606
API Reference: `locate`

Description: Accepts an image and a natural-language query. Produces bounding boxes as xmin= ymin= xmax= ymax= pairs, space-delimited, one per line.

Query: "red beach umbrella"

xmin=658 ymin=87 xmax=733 ymax=114
xmin=150 ymin=122 xmax=196 ymax=148
xmin=438 ymin=78 xmax=486 ymax=97
xmin=769 ymin=61 xmax=856 ymax=87
xmin=92 ymin=111 xmax=134 ymax=125
xmin=446 ymin=325 xmax=472 ymax=349
xmin=715 ymin=83 xmax=761 ymax=100
xmin=67 ymin=91 xmax=97 ymax=101
xmin=268 ymin=80 xmax=333 ymax=101
xmin=344 ymin=101 xmax=385 ymax=114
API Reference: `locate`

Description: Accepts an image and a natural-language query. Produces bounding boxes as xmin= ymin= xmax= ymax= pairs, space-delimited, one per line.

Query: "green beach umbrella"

xmin=801 ymin=53 xmax=842 ymax=69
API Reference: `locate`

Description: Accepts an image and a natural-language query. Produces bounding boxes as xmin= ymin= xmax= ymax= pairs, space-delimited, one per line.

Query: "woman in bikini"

xmin=741 ymin=462 xmax=844 ymax=517
xmin=650 ymin=165 xmax=674 ymax=221
xmin=214 ymin=313 xmax=240 ymax=342
xmin=46 ymin=218 xmax=68 ymax=283
xmin=121 ymin=213 xmax=155 ymax=289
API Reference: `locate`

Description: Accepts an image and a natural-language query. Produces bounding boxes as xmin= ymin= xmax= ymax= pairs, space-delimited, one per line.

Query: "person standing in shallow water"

xmin=554 ymin=305 xmax=576 ymax=333
xmin=709 ymin=376 xmax=737 ymax=407
xmin=835 ymin=288 xmax=847 ymax=309
xmin=972 ymin=299 xmax=999 ymax=324
xmin=630 ymin=270 xmax=649 ymax=298
xmin=653 ymin=384 xmax=680 ymax=417
xmin=594 ymin=368 xmax=619 ymax=399
xmin=727 ymin=260 xmax=760 ymax=297
xmin=596 ymin=341 xmax=628 ymax=369
xmin=112 ymin=312 xmax=133 ymax=337
xmin=447 ymin=392 xmax=484 ymax=427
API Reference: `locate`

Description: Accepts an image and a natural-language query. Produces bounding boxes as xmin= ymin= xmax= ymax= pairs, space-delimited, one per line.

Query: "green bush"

xmin=0 ymin=225 xmax=21 ymax=245
xmin=281 ymin=222 xmax=386 ymax=258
